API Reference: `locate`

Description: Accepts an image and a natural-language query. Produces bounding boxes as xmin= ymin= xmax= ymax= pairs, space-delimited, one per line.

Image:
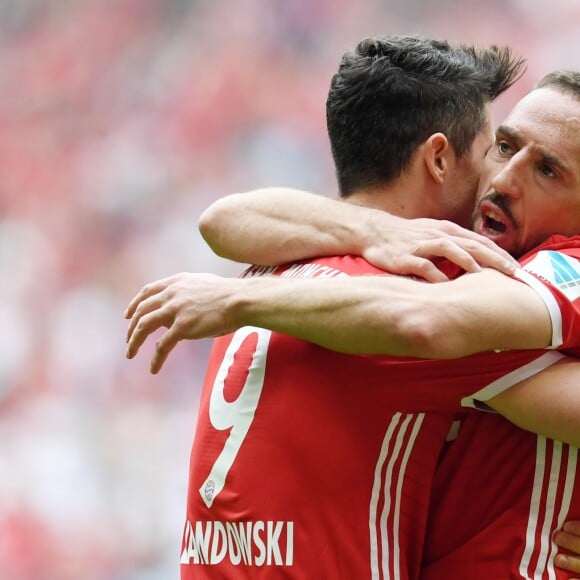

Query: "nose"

xmin=490 ymin=153 xmax=526 ymax=199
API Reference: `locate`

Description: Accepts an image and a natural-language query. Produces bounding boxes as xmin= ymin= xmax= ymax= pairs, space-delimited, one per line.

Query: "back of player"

xmin=179 ymin=253 xmax=568 ymax=579
xmin=180 ymin=255 xmax=456 ymax=579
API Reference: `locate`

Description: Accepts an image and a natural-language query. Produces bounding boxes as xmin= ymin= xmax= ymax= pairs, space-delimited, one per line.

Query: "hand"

xmin=363 ymin=217 xmax=518 ymax=282
xmin=124 ymin=273 xmax=241 ymax=373
xmin=555 ymin=521 xmax=580 ymax=578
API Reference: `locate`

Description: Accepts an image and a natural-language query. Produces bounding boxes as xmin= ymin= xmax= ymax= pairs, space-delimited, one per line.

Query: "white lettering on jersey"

xmin=242 ymin=265 xmax=278 ymax=278
xmin=180 ymin=520 xmax=294 ymax=567
xmin=281 ymin=263 xmax=348 ymax=279
xmin=243 ymin=262 xmax=348 ymax=280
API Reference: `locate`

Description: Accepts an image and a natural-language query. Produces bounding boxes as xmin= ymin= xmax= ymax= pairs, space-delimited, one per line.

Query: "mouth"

xmin=474 ymin=199 xmax=514 ymax=247
xmin=482 ymin=207 xmax=508 ymax=235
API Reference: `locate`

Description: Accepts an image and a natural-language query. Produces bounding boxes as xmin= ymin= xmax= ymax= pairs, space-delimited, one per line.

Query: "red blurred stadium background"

xmin=0 ymin=0 xmax=578 ymax=577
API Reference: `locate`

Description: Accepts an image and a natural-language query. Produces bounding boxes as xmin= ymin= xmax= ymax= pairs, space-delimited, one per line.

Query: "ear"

xmin=423 ymin=133 xmax=454 ymax=184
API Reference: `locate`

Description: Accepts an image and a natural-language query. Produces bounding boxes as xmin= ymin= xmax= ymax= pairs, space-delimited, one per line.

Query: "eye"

xmin=496 ymin=140 xmax=513 ymax=156
xmin=539 ymin=163 xmax=556 ymax=178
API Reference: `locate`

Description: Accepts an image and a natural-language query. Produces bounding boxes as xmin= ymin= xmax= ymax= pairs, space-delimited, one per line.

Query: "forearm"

xmin=232 ymin=269 xmax=552 ymax=358
xmin=199 ymin=188 xmax=519 ymax=281
xmin=231 ymin=275 xmax=431 ymax=355
xmin=125 ymin=269 xmax=554 ymax=373
xmin=198 ymin=188 xmax=383 ymax=265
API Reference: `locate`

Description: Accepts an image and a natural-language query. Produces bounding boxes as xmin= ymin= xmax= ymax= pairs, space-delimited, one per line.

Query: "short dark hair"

xmin=536 ymin=69 xmax=580 ymax=100
xmin=326 ymin=35 xmax=525 ymax=196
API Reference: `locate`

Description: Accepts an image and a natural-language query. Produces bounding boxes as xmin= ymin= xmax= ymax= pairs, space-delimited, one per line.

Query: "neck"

xmin=346 ymin=175 xmax=436 ymax=220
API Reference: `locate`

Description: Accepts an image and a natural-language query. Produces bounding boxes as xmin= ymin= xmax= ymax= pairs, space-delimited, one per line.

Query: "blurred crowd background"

xmin=1 ymin=0 xmax=579 ymax=577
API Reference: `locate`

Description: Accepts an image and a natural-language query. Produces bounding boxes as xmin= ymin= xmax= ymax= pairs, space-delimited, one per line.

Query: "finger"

xmin=463 ymin=234 xmax=518 ymax=267
xmin=415 ymin=240 xmax=482 ymax=274
xmin=455 ymin=243 xmax=518 ymax=276
xmin=419 ymin=238 xmax=517 ymax=276
xmin=126 ymin=308 xmax=174 ymax=359
xmin=563 ymin=521 xmax=580 ymax=535
xmin=389 ymin=256 xmax=450 ymax=283
xmin=554 ymin=553 xmax=580 ymax=575
xmin=126 ymin=293 xmax=170 ymax=343
xmin=436 ymin=221 xmax=518 ymax=265
xmin=150 ymin=328 xmax=182 ymax=374
xmin=124 ymin=276 xmax=177 ymax=319
xmin=434 ymin=220 xmax=495 ymax=242
xmin=555 ymin=529 xmax=580 ymax=555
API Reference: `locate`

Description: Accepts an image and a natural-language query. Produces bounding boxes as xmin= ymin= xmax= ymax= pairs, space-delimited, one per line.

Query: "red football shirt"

xmin=180 ymin=244 xmax=575 ymax=579
xmin=422 ymin=235 xmax=580 ymax=580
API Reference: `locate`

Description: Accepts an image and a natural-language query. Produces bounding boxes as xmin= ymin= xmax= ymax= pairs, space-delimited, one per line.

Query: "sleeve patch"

xmin=523 ymin=251 xmax=580 ymax=302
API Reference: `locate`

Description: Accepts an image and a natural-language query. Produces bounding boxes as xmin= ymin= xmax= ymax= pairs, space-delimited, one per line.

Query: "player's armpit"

xmin=486 ymin=358 xmax=580 ymax=447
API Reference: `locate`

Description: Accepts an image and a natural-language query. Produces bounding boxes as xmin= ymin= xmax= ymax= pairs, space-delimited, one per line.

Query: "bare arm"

xmin=125 ymin=269 xmax=580 ymax=447
xmin=199 ymin=188 xmax=517 ymax=282
xmin=125 ymin=267 xmax=551 ymax=369
xmin=199 ymin=188 xmax=366 ymax=265
xmin=487 ymin=358 xmax=580 ymax=447
xmin=229 ymin=268 xmax=552 ymax=357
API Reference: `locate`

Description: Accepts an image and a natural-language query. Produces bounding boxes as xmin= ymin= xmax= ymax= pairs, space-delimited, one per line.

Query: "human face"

xmin=472 ymin=87 xmax=580 ymax=258
xmin=443 ymin=105 xmax=495 ymax=228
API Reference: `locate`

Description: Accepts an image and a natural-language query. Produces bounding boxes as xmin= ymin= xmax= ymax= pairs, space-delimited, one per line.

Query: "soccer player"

xmin=127 ymin=36 xmax=533 ymax=579
xmin=127 ymin=66 xmax=580 ymax=578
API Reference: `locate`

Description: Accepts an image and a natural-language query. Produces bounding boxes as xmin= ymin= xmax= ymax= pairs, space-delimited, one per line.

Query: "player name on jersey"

xmin=243 ymin=263 xmax=348 ymax=279
xmin=180 ymin=520 xmax=294 ymax=567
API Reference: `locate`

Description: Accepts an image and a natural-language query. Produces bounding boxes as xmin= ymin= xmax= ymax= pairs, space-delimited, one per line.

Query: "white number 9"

xmin=199 ymin=326 xmax=271 ymax=508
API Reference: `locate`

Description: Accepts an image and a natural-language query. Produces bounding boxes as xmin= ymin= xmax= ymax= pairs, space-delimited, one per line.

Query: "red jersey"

xmin=422 ymin=235 xmax=580 ymax=580
xmin=180 ymin=247 xmax=572 ymax=579
xmin=422 ymin=414 xmax=579 ymax=580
